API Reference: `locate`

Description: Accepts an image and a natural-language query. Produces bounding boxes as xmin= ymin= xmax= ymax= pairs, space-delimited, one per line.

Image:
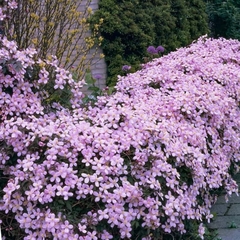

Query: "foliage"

xmin=2 ymin=0 xmax=103 ymax=79
xmin=205 ymin=0 xmax=240 ymax=39
xmin=90 ymin=0 xmax=209 ymax=86
xmin=81 ymin=69 xmax=114 ymax=105
xmin=228 ymin=221 xmax=237 ymax=229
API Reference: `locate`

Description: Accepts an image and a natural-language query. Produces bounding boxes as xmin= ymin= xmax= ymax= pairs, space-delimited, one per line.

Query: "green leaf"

xmin=87 ymin=86 xmax=100 ymax=92
xmin=13 ymin=61 xmax=23 ymax=72
xmin=85 ymin=71 xmax=96 ymax=85
xmin=57 ymin=199 xmax=64 ymax=205
xmin=107 ymin=86 xmax=115 ymax=95
xmin=66 ymin=201 xmax=72 ymax=212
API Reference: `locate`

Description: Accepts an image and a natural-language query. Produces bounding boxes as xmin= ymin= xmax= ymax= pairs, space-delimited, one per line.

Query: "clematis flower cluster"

xmin=0 ymin=35 xmax=239 ymax=240
xmin=0 ymin=0 xmax=17 ymax=21
xmin=0 ymin=4 xmax=239 ymax=238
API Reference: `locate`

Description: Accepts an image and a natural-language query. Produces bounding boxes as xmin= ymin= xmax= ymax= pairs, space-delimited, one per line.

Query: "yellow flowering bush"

xmin=4 ymin=0 xmax=103 ymax=79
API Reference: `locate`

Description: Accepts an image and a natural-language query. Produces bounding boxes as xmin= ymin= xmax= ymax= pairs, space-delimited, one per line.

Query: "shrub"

xmin=3 ymin=0 xmax=103 ymax=79
xmin=0 ymin=30 xmax=240 ymax=239
xmin=206 ymin=0 xmax=240 ymax=39
xmin=90 ymin=0 xmax=209 ymax=86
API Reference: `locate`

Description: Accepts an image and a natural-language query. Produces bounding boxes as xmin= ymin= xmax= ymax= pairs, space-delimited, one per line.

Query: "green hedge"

xmin=91 ymin=0 xmax=209 ymax=86
xmin=205 ymin=0 xmax=240 ymax=39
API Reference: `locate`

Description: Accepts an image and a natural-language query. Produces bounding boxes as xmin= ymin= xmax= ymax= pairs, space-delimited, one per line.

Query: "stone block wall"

xmin=78 ymin=0 xmax=107 ymax=90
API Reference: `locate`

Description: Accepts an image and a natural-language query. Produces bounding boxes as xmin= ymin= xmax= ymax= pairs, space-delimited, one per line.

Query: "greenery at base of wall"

xmin=90 ymin=0 xmax=209 ymax=86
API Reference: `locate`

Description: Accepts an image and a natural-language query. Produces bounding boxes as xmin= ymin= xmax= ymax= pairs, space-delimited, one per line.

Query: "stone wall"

xmin=78 ymin=0 xmax=107 ymax=90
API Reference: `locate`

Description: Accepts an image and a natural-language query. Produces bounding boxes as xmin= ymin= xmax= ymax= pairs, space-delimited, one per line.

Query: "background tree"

xmin=4 ymin=0 xmax=103 ymax=79
xmin=91 ymin=0 xmax=209 ymax=86
xmin=205 ymin=0 xmax=240 ymax=39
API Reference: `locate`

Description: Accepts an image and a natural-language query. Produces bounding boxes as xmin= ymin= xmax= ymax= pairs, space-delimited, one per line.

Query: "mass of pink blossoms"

xmin=0 ymin=3 xmax=239 ymax=239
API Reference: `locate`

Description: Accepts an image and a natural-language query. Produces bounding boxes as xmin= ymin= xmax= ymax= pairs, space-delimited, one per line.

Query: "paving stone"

xmin=208 ymin=216 xmax=240 ymax=229
xmin=233 ymin=173 xmax=240 ymax=183
xmin=216 ymin=228 xmax=240 ymax=240
xmin=207 ymin=174 xmax=240 ymax=239
xmin=211 ymin=203 xmax=231 ymax=216
xmin=226 ymin=204 xmax=240 ymax=216
xmin=215 ymin=194 xmax=240 ymax=204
